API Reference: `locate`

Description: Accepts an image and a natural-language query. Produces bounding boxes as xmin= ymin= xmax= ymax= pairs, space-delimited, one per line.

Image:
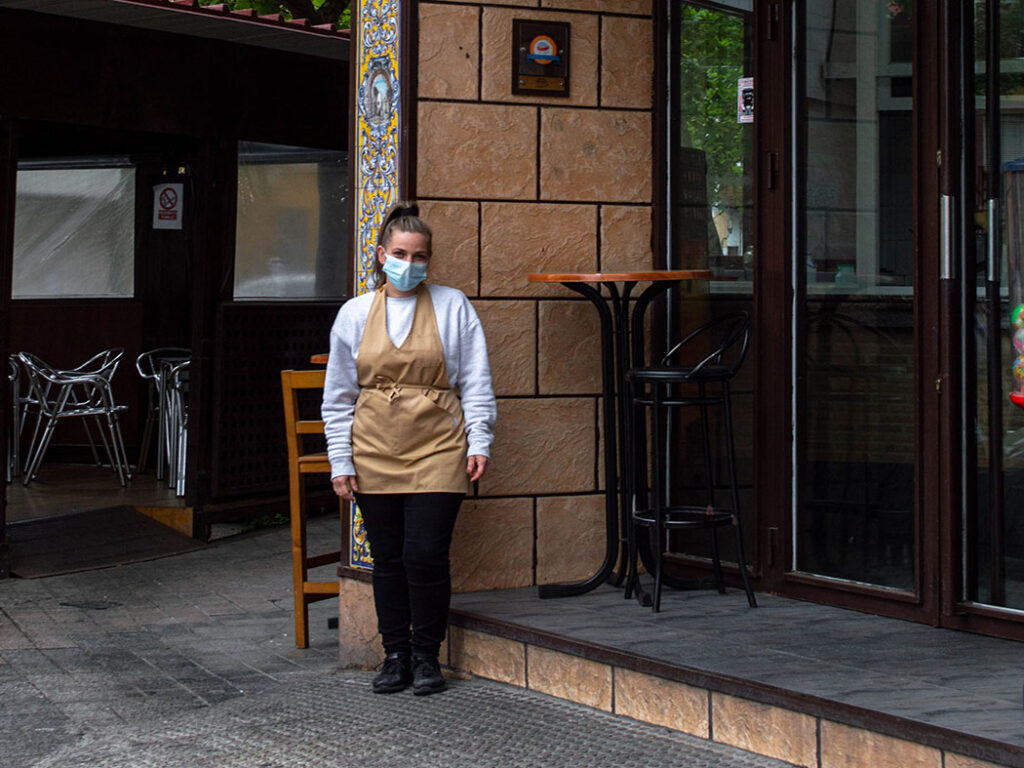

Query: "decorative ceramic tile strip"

xmin=353 ymin=0 xmax=402 ymax=297
xmin=350 ymin=0 xmax=403 ymax=569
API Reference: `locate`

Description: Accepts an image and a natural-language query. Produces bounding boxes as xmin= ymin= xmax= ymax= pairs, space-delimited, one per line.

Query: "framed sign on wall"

xmin=512 ymin=19 xmax=570 ymax=96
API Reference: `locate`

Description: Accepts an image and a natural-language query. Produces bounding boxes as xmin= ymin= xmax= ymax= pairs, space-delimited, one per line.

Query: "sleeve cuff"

xmin=330 ymin=459 xmax=356 ymax=478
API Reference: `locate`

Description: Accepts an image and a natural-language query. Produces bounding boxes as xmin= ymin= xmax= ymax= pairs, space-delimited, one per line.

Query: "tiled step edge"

xmin=447 ymin=609 xmax=1023 ymax=768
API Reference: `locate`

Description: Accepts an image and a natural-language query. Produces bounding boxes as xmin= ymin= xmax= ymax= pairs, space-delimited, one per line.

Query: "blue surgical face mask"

xmin=382 ymin=253 xmax=428 ymax=292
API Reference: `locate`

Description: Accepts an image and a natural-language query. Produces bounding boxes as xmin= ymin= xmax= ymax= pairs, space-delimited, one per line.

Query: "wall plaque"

xmin=512 ymin=19 xmax=570 ymax=96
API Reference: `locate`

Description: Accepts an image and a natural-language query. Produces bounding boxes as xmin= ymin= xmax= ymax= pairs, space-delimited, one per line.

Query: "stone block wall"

xmin=416 ymin=0 xmax=655 ymax=590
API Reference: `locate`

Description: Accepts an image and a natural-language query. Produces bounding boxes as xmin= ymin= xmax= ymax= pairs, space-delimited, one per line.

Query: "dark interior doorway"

xmin=0 ymin=5 xmax=350 ymax=575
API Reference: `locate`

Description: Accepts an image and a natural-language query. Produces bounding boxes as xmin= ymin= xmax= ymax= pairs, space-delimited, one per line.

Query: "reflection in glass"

xmin=234 ymin=142 xmax=348 ymax=300
xmin=669 ymin=3 xmax=755 ymax=569
xmin=969 ymin=0 xmax=1024 ymax=609
xmin=678 ymin=4 xmax=753 ymax=283
xmin=794 ymin=0 xmax=915 ymax=589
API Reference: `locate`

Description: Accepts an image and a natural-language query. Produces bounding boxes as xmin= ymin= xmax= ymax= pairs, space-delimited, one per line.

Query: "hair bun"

xmin=394 ymin=205 xmax=419 ymax=218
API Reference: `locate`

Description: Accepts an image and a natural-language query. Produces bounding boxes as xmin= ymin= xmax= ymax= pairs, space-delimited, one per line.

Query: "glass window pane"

xmin=13 ymin=167 xmax=135 ymax=299
xmin=668 ymin=3 xmax=756 ymax=571
xmin=233 ymin=142 xmax=348 ymax=300
xmin=679 ymin=5 xmax=754 ymax=289
xmin=969 ymin=0 xmax=1024 ymax=609
xmin=794 ymin=0 xmax=916 ymax=590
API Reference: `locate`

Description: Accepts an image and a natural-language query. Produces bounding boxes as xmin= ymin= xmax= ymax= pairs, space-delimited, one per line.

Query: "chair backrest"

xmin=136 ymin=347 xmax=192 ymax=380
xmin=17 ymin=352 xmax=73 ymax=415
xmin=661 ymin=311 xmax=751 ymax=378
xmin=280 ymin=369 xmax=327 ymax=467
xmin=18 ymin=349 xmax=124 ymax=412
xmin=73 ymin=348 xmax=123 ymax=384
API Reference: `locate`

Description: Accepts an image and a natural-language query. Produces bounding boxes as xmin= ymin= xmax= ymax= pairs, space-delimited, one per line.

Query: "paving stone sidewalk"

xmin=1 ymin=516 xmax=795 ymax=768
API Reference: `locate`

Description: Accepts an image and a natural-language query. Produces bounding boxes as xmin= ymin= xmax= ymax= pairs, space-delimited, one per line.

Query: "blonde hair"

xmin=373 ymin=201 xmax=432 ymax=287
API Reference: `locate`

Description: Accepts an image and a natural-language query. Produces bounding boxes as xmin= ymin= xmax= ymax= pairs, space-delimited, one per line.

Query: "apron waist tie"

xmin=372 ymin=376 xmax=450 ymax=403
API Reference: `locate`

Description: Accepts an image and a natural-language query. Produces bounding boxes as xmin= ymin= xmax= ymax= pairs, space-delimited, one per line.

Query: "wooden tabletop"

xmin=527 ymin=270 xmax=713 ymax=282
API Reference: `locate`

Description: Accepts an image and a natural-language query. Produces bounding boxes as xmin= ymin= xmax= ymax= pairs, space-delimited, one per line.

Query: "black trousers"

xmin=354 ymin=492 xmax=463 ymax=657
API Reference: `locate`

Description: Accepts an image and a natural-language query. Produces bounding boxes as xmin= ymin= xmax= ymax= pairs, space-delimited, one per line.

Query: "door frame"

xmin=752 ymin=0 xmax=946 ymax=624
xmin=0 ymin=118 xmax=16 ymax=578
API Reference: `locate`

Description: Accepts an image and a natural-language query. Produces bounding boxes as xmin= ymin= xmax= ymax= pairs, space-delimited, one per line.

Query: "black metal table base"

xmin=538 ymin=279 xmax=681 ymax=603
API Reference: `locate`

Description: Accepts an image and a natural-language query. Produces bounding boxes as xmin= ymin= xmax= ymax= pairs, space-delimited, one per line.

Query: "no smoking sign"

xmin=153 ymin=182 xmax=184 ymax=230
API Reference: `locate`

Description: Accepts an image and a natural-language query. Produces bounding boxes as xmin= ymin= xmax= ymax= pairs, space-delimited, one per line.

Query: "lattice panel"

xmin=211 ymin=303 xmax=341 ymax=499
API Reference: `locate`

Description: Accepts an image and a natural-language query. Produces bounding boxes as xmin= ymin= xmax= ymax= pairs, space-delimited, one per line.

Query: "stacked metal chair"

xmin=164 ymin=360 xmax=190 ymax=497
xmin=135 ymin=348 xmax=191 ymax=479
xmin=18 ymin=348 xmax=131 ymax=486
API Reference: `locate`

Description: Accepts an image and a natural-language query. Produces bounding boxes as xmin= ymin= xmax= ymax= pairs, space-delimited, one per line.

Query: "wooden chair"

xmin=281 ymin=369 xmax=344 ymax=648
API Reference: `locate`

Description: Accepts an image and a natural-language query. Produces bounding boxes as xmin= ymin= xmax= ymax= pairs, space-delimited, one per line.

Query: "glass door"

xmin=963 ymin=0 xmax=1024 ymax=616
xmin=792 ymin=1 xmax=918 ymax=592
xmin=667 ymin=1 xmax=756 ymax=576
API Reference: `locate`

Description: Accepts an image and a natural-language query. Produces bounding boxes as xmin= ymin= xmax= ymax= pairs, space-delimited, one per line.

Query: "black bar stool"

xmin=626 ymin=311 xmax=756 ymax=611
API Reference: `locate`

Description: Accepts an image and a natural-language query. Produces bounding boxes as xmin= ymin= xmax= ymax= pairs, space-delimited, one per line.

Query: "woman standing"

xmin=322 ymin=202 xmax=496 ymax=695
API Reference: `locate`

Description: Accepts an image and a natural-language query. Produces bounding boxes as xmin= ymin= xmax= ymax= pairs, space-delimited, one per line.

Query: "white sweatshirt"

xmin=321 ymin=283 xmax=497 ymax=479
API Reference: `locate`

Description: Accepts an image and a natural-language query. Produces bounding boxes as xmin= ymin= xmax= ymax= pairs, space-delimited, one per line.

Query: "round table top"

xmin=527 ymin=270 xmax=713 ymax=283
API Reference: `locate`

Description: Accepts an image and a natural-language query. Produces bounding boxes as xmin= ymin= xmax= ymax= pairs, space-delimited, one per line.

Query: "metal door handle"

xmin=988 ymin=198 xmax=1000 ymax=283
xmin=941 ymin=194 xmax=955 ymax=280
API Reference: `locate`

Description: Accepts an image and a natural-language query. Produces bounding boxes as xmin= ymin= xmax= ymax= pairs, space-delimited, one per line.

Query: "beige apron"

xmin=352 ymin=284 xmax=469 ymax=493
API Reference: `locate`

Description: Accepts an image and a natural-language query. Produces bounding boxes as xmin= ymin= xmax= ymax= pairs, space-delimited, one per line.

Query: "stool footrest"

xmin=302 ymin=581 xmax=341 ymax=596
xmin=633 ymin=505 xmax=735 ymax=529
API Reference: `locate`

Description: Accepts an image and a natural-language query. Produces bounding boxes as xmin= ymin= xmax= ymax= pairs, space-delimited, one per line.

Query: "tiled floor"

xmin=1 ymin=519 xmax=797 ymax=768
xmin=451 ymin=582 xmax=1024 ymax=762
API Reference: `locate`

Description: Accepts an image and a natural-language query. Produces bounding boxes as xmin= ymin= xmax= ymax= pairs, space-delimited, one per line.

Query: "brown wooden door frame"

xmin=753 ymin=0 xmax=947 ymax=625
xmin=0 ymin=118 xmax=16 ymax=578
xmin=186 ymin=137 xmax=237 ymax=535
xmin=751 ymin=0 xmax=789 ymax=593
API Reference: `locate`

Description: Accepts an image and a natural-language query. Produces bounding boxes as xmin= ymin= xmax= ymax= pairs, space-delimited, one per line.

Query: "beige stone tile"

xmin=474 ymin=299 xmax=535 ymax=396
xmin=451 ymin=497 xmax=534 ymax=591
xmin=945 ymin=755 xmax=1012 ymax=768
xmin=337 ymin=577 xmax=383 ymax=670
xmin=417 ymin=102 xmax=536 ymax=200
xmin=528 ymin=646 xmax=612 ymax=711
xmin=535 ymin=494 xmax=604 ymax=583
xmin=614 ymin=668 xmax=709 ymax=738
xmin=542 ymin=0 xmax=651 ymax=13
xmin=820 ymin=721 xmax=942 ymax=768
xmin=480 ymin=397 xmax=596 ymax=495
xmin=537 ymin=300 xmax=601 ymax=394
xmin=600 ymin=205 xmax=653 ymax=272
xmin=448 ymin=626 xmax=526 ymax=686
xmin=540 ymin=109 xmax=652 ymax=202
xmin=419 ymin=3 xmax=479 ymax=100
xmin=482 ymin=7 xmax=598 ymax=106
xmin=713 ymin=693 xmax=818 ymax=768
xmin=418 ymin=199 xmax=479 ymax=296
xmin=601 ymin=16 xmax=653 ymax=109
xmin=480 ymin=202 xmax=597 ymax=298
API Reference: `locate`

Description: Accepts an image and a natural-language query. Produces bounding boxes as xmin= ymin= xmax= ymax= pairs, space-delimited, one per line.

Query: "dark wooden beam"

xmin=0 ymin=118 xmax=17 ymax=578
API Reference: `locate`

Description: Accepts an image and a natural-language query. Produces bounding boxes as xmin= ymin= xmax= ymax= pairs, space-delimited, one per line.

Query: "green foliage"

xmin=679 ymin=7 xmax=747 ymax=209
xmin=198 ymin=0 xmax=351 ymax=30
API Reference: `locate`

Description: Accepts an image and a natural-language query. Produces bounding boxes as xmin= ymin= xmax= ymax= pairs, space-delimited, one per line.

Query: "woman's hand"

xmin=332 ymin=475 xmax=358 ymax=501
xmin=467 ymin=455 xmax=489 ymax=483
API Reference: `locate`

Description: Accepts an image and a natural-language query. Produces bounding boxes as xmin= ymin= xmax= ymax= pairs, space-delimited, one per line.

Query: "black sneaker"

xmin=372 ymin=652 xmax=412 ymax=694
xmin=411 ymin=654 xmax=446 ymax=696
